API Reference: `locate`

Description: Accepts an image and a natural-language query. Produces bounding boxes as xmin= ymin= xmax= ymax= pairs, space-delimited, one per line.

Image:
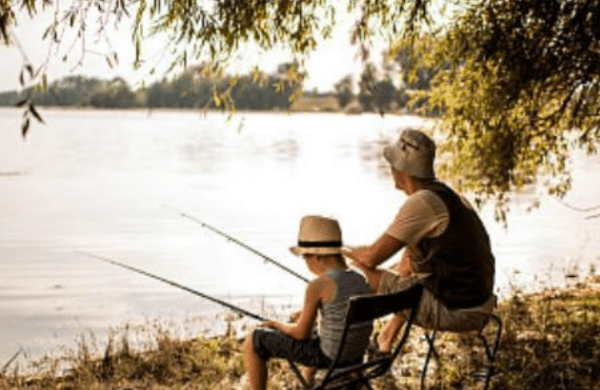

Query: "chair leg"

xmin=355 ymin=374 xmax=375 ymax=390
xmin=417 ymin=314 xmax=502 ymax=390
xmin=420 ymin=331 xmax=438 ymax=390
xmin=474 ymin=314 xmax=502 ymax=390
xmin=287 ymin=360 xmax=310 ymax=389
xmin=475 ymin=335 xmax=493 ymax=388
xmin=425 ymin=332 xmax=441 ymax=361
xmin=483 ymin=314 xmax=503 ymax=390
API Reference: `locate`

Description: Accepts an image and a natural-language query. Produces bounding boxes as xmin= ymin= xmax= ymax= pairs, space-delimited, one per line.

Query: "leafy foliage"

xmin=390 ymin=0 xmax=600 ymax=219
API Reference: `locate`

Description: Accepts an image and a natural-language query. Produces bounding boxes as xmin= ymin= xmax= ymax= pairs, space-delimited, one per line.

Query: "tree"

xmin=389 ymin=0 xmax=600 ymax=219
xmin=88 ymin=77 xmax=139 ymax=108
xmin=371 ymin=78 xmax=397 ymax=112
xmin=358 ymin=62 xmax=377 ymax=112
xmin=333 ymin=75 xmax=354 ymax=108
xmin=391 ymin=36 xmax=436 ymax=112
xmin=2 ymin=0 xmax=600 ymax=214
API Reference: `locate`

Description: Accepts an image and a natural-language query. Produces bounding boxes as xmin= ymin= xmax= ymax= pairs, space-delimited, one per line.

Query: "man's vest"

xmin=415 ymin=180 xmax=495 ymax=309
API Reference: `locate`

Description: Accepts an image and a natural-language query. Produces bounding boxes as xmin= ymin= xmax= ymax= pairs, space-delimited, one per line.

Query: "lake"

xmin=1 ymin=107 xmax=599 ymax=367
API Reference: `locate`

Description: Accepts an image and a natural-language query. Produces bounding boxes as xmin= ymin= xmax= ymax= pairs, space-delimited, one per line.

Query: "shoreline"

xmin=2 ymin=275 xmax=599 ymax=389
xmin=0 ymin=104 xmax=429 ymax=117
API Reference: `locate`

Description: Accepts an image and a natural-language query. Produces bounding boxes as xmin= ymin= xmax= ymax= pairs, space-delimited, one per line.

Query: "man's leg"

xmin=301 ymin=366 xmax=317 ymax=385
xmin=243 ymin=334 xmax=268 ymax=390
xmin=357 ymin=265 xmax=418 ymax=353
xmin=377 ymin=314 xmax=406 ymax=353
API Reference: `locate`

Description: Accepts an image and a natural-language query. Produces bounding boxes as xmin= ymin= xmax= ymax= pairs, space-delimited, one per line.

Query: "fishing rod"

xmin=76 ymin=251 xmax=268 ymax=321
xmin=1 ymin=347 xmax=23 ymax=374
xmin=163 ymin=206 xmax=310 ymax=283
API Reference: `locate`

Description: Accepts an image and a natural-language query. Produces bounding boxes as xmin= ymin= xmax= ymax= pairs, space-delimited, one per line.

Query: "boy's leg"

xmin=243 ymin=327 xmax=332 ymax=389
xmin=243 ymin=335 xmax=268 ymax=390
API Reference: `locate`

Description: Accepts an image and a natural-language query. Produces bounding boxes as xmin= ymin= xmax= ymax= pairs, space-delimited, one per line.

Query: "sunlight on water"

xmin=1 ymin=108 xmax=599 ymax=365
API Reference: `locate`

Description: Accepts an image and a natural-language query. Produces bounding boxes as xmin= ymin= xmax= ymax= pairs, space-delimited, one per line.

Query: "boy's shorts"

xmin=252 ymin=328 xmax=333 ymax=368
xmin=379 ymin=270 xmax=496 ymax=331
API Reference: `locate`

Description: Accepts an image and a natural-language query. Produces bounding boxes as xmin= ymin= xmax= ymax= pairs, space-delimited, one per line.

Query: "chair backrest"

xmin=311 ymin=284 xmax=424 ymax=389
xmin=345 ymin=283 xmax=424 ymax=325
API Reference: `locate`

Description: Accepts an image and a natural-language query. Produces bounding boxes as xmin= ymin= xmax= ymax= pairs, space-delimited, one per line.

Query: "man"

xmin=343 ymin=128 xmax=495 ymax=353
xmin=243 ymin=215 xmax=372 ymax=390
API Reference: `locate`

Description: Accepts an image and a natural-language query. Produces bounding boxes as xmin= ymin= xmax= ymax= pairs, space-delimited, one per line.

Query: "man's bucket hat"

xmin=290 ymin=215 xmax=342 ymax=256
xmin=383 ymin=128 xmax=436 ymax=179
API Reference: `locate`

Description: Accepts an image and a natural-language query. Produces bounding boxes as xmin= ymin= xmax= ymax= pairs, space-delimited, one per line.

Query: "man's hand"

xmin=343 ymin=234 xmax=405 ymax=270
xmin=342 ymin=246 xmax=374 ymax=270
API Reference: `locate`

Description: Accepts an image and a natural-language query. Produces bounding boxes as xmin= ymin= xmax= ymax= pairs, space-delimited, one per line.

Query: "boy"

xmin=242 ymin=215 xmax=373 ymax=390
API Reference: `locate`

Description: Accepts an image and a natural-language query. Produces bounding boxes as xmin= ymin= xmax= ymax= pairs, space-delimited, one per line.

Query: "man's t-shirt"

xmin=385 ymin=189 xmax=450 ymax=267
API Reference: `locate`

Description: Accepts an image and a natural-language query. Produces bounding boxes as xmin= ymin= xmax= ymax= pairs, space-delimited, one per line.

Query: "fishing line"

xmin=76 ymin=250 xmax=268 ymax=321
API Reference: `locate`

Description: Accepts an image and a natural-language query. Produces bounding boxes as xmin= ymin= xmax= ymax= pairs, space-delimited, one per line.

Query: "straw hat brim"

xmin=289 ymin=246 xmax=343 ymax=256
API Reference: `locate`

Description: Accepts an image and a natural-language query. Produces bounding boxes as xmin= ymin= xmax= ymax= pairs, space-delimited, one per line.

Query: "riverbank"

xmin=1 ymin=275 xmax=599 ymax=390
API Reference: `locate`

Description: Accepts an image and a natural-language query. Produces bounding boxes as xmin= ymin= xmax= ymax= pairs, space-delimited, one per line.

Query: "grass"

xmin=1 ymin=276 xmax=599 ymax=390
xmin=492 ymin=280 xmax=600 ymax=390
xmin=384 ymin=275 xmax=600 ymax=390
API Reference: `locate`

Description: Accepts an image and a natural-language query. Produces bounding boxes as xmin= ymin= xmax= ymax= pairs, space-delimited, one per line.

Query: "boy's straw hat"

xmin=290 ymin=215 xmax=342 ymax=256
xmin=383 ymin=129 xmax=436 ymax=179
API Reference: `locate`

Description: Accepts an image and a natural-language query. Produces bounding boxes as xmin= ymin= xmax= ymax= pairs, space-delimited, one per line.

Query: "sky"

xmin=0 ymin=5 xmax=388 ymax=94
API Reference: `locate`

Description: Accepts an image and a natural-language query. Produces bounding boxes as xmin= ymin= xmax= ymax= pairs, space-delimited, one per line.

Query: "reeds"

xmin=380 ymin=274 xmax=600 ymax=390
xmin=1 ymin=275 xmax=599 ymax=390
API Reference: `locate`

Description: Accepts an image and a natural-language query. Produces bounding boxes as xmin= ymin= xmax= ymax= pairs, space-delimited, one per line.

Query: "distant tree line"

xmin=0 ymin=63 xmax=300 ymax=111
xmin=0 ymin=57 xmax=435 ymax=113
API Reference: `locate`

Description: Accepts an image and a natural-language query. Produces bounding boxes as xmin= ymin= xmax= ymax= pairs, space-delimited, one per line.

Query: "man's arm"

xmin=393 ymin=248 xmax=416 ymax=277
xmin=261 ymin=279 xmax=322 ymax=340
xmin=342 ymin=233 xmax=405 ymax=269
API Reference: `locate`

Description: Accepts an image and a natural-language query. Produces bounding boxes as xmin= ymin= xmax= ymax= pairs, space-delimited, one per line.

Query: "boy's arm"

xmin=262 ymin=279 xmax=322 ymax=340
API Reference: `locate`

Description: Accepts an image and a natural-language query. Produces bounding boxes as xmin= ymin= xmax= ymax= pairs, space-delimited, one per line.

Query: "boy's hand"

xmin=289 ymin=310 xmax=302 ymax=323
xmin=261 ymin=320 xmax=279 ymax=329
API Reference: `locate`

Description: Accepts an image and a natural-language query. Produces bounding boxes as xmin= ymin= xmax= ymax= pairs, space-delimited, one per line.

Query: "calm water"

xmin=1 ymin=108 xmax=599 ymax=366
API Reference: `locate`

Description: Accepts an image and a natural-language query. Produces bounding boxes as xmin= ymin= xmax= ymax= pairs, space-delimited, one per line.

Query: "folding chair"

xmin=419 ymin=306 xmax=502 ymax=390
xmin=287 ymin=283 xmax=424 ymax=390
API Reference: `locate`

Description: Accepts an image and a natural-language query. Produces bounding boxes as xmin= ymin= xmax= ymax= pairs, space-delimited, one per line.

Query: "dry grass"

xmin=1 ymin=276 xmax=599 ymax=390
xmin=492 ymin=279 xmax=600 ymax=390
xmin=378 ymin=275 xmax=600 ymax=390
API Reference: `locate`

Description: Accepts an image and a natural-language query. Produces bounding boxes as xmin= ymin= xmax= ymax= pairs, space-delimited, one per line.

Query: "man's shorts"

xmin=379 ymin=270 xmax=496 ymax=331
xmin=252 ymin=328 xmax=333 ymax=368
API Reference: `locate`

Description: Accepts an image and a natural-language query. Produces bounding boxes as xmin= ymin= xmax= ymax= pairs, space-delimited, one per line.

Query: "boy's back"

xmin=319 ymin=268 xmax=372 ymax=365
